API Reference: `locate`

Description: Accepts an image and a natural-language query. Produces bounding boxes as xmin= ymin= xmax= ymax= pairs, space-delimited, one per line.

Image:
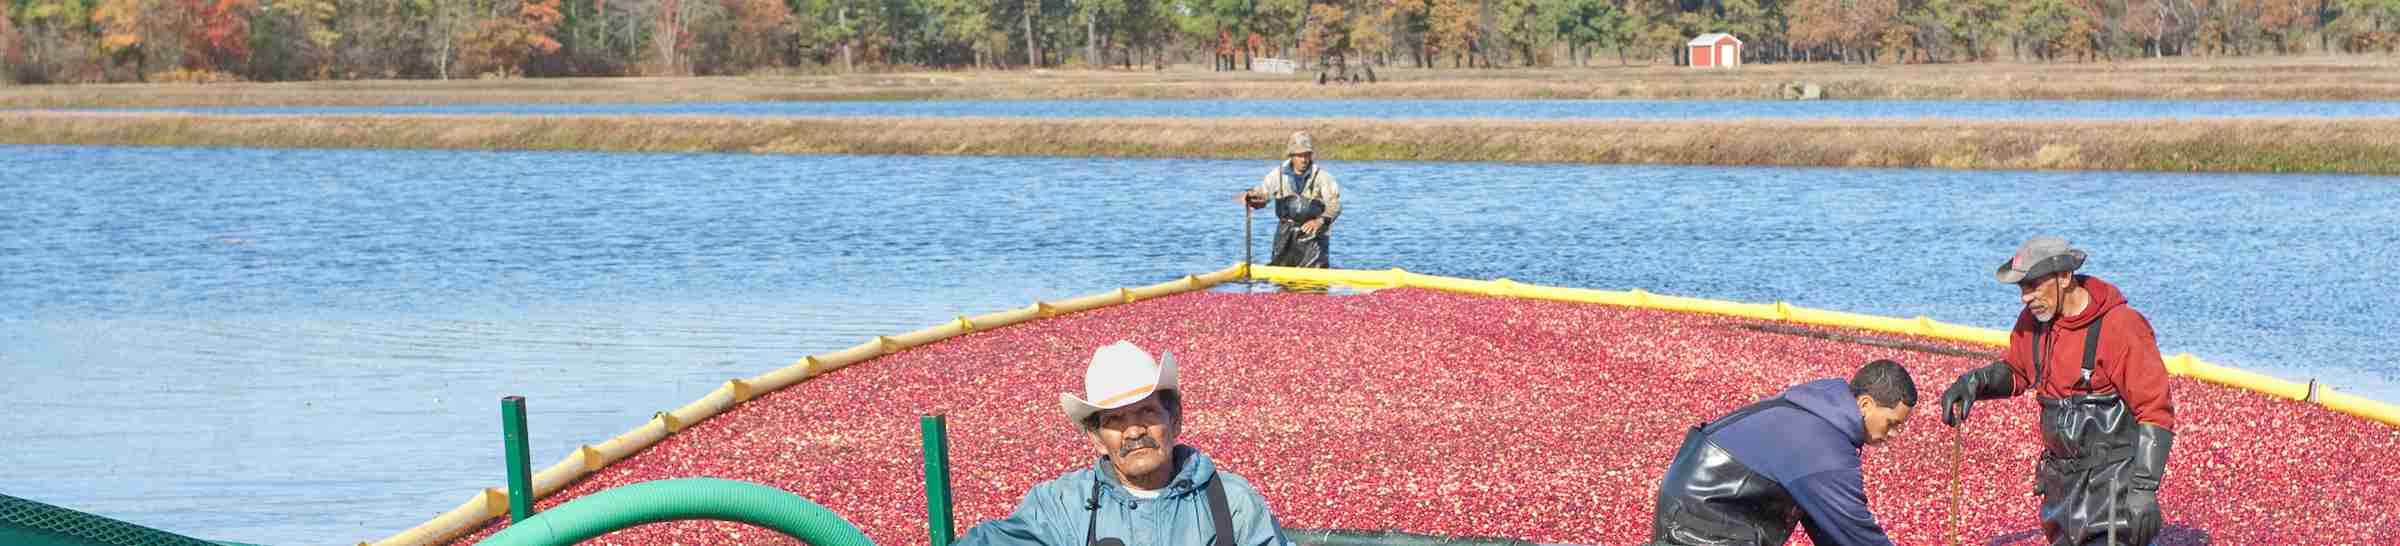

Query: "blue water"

xmin=85 ymin=99 xmax=2400 ymax=120
xmin=2 ymin=144 xmax=2396 ymax=544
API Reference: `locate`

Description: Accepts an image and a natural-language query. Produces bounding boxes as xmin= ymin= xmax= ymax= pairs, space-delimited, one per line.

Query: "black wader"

xmin=2033 ymin=314 xmax=2171 ymax=546
xmin=1649 ymin=399 xmax=1805 ymax=546
xmin=1268 ymin=168 xmax=1330 ymax=268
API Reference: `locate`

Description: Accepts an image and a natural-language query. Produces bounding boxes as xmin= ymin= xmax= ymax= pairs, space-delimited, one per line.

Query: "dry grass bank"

xmin=7 ymin=55 xmax=2400 ymax=108
xmin=8 ymin=111 xmax=2396 ymax=174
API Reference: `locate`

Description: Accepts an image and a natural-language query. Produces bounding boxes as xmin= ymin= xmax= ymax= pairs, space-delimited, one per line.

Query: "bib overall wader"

xmin=1267 ymin=167 xmax=1329 ymax=268
xmin=2029 ymin=314 xmax=2175 ymax=546
xmin=1649 ymin=398 xmax=1806 ymax=546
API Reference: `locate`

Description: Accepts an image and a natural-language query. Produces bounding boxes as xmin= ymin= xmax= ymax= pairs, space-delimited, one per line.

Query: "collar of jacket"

xmin=2051 ymin=275 xmax=2128 ymax=330
xmin=1088 ymin=445 xmax=1218 ymax=505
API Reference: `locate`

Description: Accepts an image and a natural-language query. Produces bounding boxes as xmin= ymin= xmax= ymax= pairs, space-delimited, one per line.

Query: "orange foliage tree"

xmin=0 ymin=12 xmax=19 ymax=74
xmin=91 ymin=0 xmax=251 ymax=77
xmin=2251 ymin=0 xmax=2317 ymax=54
xmin=723 ymin=0 xmax=789 ymax=71
xmin=186 ymin=0 xmax=254 ymax=71
xmin=1785 ymin=0 xmax=1841 ymax=60
xmin=1426 ymin=0 xmax=1477 ymax=66
xmin=1299 ymin=1 xmax=1353 ymax=73
xmin=456 ymin=0 xmax=565 ymax=76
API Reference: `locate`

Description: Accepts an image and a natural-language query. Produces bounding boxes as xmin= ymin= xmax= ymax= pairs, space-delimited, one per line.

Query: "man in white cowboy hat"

xmin=1238 ymin=131 xmax=1342 ymax=268
xmin=1940 ymin=235 xmax=2176 ymax=546
xmin=956 ymin=341 xmax=1292 ymax=546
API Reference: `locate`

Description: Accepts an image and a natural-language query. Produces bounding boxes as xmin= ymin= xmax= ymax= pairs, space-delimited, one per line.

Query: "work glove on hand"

xmin=1940 ymin=362 xmax=2018 ymax=427
xmin=2127 ymin=424 xmax=2175 ymax=540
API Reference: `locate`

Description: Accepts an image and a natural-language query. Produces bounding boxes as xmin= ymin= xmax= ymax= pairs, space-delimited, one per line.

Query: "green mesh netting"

xmin=0 ymin=493 xmax=227 ymax=546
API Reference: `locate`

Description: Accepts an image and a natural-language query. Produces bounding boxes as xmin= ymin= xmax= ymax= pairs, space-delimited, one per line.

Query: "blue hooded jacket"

xmin=1705 ymin=379 xmax=1897 ymax=546
xmin=957 ymin=445 xmax=1293 ymax=546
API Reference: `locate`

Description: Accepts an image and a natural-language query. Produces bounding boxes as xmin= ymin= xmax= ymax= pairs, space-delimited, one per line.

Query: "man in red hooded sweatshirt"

xmin=1940 ymin=235 xmax=2175 ymax=546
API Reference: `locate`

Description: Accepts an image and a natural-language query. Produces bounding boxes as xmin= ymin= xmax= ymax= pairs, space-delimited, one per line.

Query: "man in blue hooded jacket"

xmin=957 ymin=341 xmax=1293 ymax=546
xmin=1648 ymin=359 xmax=1918 ymax=546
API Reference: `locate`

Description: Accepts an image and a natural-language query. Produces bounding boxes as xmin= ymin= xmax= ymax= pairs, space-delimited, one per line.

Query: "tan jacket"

xmin=1248 ymin=166 xmax=1342 ymax=222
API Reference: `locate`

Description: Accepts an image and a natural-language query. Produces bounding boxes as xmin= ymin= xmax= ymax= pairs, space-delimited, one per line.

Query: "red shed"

xmin=1688 ymin=33 xmax=1742 ymax=68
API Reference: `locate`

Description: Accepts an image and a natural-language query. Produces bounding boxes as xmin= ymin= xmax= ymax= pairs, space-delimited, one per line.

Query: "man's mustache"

xmin=1115 ymin=436 xmax=1161 ymax=457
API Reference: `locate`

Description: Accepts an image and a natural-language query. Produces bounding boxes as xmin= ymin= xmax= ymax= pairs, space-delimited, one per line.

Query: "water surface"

xmin=3 ymin=145 xmax=2394 ymax=544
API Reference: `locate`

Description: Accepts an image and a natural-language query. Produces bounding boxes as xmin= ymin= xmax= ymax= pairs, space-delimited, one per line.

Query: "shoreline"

xmin=6 ymin=56 xmax=2400 ymax=108
xmin=9 ymin=112 xmax=2398 ymax=174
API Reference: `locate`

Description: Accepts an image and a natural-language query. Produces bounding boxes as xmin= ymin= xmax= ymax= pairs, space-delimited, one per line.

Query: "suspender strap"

xmin=2076 ymin=313 xmax=2106 ymax=390
xmin=1085 ymin=478 xmax=1105 ymax=546
xmin=2032 ymin=326 xmax=2048 ymax=395
xmin=1205 ymin=477 xmax=1237 ymax=546
xmin=1086 ymin=474 xmax=1239 ymax=546
xmin=2034 ymin=313 xmax=2109 ymax=394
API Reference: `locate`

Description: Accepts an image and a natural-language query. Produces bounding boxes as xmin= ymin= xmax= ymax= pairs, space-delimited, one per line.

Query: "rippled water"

xmin=2 ymin=144 xmax=2395 ymax=544
xmin=89 ymin=99 xmax=2400 ymax=120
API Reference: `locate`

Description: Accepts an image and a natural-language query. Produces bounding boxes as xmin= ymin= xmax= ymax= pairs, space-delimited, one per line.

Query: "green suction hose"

xmin=474 ymin=478 xmax=872 ymax=546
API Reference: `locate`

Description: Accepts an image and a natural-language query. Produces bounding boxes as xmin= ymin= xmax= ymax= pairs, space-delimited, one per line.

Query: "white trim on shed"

xmin=1687 ymin=33 xmax=1741 ymax=47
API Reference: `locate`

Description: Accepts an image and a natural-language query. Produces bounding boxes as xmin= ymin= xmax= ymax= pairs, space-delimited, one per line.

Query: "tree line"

xmin=5 ymin=0 xmax=2399 ymax=83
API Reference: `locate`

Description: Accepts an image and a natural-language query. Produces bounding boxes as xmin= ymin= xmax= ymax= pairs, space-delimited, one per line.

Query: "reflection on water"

xmin=1 ymin=144 xmax=2394 ymax=544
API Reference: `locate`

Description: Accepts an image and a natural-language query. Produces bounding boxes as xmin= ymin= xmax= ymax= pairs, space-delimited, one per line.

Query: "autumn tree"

xmin=0 ymin=11 xmax=19 ymax=75
xmin=1299 ymin=0 xmax=1354 ymax=75
xmin=721 ymin=0 xmax=786 ymax=69
xmin=2254 ymin=0 xmax=2318 ymax=53
xmin=185 ymin=0 xmax=255 ymax=72
xmin=2331 ymin=0 xmax=2400 ymax=51
xmin=1425 ymin=0 xmax=1476 ymax=65
xmin=1785 ymin=0 xmax=1839 ymax=60
xmin=455 ymin=0 xmax=564 ymax=76
xmin=1350 ymin=0 xmax=1397 ymax=66
xmin=93 ymin=0 xmax=176 ymax=75
xmin=1844 ymin=0 xmax=1897 ymax=62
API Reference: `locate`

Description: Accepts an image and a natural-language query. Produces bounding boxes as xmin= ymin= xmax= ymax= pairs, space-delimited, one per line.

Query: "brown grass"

xmin=9 ymin=111 xmax=2397 ymax=174
xmin=6 ymin=55 xmax=2400 ymax=108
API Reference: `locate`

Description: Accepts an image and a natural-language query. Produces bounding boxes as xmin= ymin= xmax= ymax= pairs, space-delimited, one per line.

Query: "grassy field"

xmin=6 ymin=55 xmax=2400 ymax=108
xmin=10 ymin=111 xmax=2396 ymax=174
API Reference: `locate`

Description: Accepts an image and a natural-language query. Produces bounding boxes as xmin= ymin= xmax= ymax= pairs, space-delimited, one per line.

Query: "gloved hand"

xmin=2126 ymin=424 xmax=2175 ymax=541
xmin=1941 ymin=362 xmax=2018 ymax=427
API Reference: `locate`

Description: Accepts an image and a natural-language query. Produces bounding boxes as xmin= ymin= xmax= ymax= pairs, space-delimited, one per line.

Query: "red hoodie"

xmin=2000 ymin=275 xmax=2177 ymax=430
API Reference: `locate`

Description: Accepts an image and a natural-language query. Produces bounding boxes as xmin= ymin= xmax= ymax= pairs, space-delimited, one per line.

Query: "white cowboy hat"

xmin=1060 ymin=341 xmax=1179 ymax=428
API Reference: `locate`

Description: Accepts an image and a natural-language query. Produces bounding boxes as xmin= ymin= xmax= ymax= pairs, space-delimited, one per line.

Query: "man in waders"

xmin=1648 ymin=359 xmax=1918 ymax=546
xmin=1239 ymin=132 xmax=1342 ymax=268
xmin=956 ymin=341 xmax=1294 ymax=546
xmin=1940 ymin=235 xmax=2176 ymax=546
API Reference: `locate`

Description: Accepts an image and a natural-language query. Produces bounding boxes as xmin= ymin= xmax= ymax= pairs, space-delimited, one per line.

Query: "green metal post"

xmin=920 ymin=414 xmax=956 ymax=546
xmin=503 ymin=395 xmax=536 ymax=523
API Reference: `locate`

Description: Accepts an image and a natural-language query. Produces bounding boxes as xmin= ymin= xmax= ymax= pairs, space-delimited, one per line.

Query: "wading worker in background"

xmin=1239 ymin=131 xmax=1341 ymax=268
xmin=1648 ymin=359 xmax=1918 ymax=546
xmin=955 ymin=341 xmax=1293 ymax=546
xmin=1940 ymin=235 xmax=2175 ymax=546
